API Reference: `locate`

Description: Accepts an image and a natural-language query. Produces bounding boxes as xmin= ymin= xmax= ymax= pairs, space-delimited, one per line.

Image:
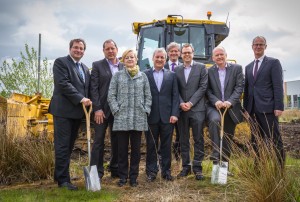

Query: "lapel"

xmin=68 ymin=56 xmax=85 ymax=84
xmin=147 ymin=69 xmax=159 ymax=92
xmin=248 ymin=60 xmax=255 ymax=81
xmin=104 ymin=60 xmax=112 ymax=78
xmin=224 ymin=63 xmax=232 ymax=89
xmin=178 ymin=66 xmax=186 ymax=85
xmin=255 ymin=56 xmax=267 ymax=81
xmin=186 ymin=63 xmax=195 ymax=85
xmin=160 ymin=69 xmax=169 ymax=92
xmin=212 ymin=65 xmax=222 ymax=92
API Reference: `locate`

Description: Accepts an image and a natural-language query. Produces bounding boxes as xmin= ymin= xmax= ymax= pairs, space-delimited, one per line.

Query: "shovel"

xmin=211 ymin=107 xmax=229 ymax=185
xmin=82 ymin=103 xmax=101 ymax=191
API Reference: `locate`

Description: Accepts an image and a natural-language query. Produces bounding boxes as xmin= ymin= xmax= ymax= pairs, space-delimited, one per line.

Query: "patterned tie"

xmin=253 ymin=60 xmax=259 ymax=80
xmin=76 ymin=62 xmax=85 ymax=82
xmin=171 ymin=63 xmax=176 ymax=71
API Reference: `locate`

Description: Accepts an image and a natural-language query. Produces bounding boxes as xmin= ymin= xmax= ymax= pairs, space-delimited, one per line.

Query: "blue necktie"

xmin=76 ymin=62 xmax=85 ymax=82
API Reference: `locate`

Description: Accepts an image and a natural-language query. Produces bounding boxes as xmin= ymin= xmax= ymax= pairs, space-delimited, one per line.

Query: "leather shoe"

xmin=146 ymin=174 xmax=156 ymax=182
xmin=195 ymin=172 xmax=204 ymax=181
xmin=162 ymin=173 xmax=174 ymax=181
xmin=177 ymin=169 xmax=191 ymax=178
xmin=118 ymin=178 xmax=127 ymax=187
xmin=129 ymin=179 xmax=138 ymax=187
xmin=58 ymin=182 xmax=78 ymax=191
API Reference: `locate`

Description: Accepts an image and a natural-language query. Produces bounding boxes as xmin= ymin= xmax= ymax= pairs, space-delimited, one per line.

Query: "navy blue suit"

xmin=243 ymin=56 xmax=285 ymax=165
xmin=144 ymin=68 xmax=179 ymax=177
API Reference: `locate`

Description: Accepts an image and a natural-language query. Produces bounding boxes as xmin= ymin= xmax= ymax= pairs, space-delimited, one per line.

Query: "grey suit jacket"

xmin=144 ymin=68 xmax=180 ymax=124
xmin=90 ymin=59 xmax=124 ymax=117
xmin=207 ymin=63 xmax=244 ymax=124
xmin=243 ymin=56 xmax=284 ymax=113
xmin=49 ymin=55 xmax=90 ymax=119
xmin=175 ymin=61 xmax=208 ymax=112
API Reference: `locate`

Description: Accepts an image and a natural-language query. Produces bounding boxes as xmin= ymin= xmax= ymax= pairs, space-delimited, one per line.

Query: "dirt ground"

xmin=1 ymin=122 xmax=299 ymax=201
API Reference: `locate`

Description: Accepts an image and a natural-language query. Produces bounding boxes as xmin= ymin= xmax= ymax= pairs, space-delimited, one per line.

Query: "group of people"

xmin=49 ymin=36 xmax=285 ymax=190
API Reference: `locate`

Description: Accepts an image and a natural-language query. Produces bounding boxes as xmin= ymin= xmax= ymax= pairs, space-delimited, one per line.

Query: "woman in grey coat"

xmin=107 ymin=49 xmax=152 ymax=187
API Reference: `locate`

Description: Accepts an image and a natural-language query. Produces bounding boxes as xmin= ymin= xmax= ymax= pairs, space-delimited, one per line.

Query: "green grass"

xmin=0 ymin=187 xmax=118 ymax=202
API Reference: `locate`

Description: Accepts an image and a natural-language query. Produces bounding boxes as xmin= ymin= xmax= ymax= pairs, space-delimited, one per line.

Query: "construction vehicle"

xmin=0 ymin=93 xmax=53 ymax=140
xmin=132 ymin=11 xmax=230 ymax=69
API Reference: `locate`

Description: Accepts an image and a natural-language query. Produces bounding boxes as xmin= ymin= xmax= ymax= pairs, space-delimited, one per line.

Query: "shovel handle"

xmin=218 ymin=107 xmax=228 ymax=165
xmin=218 ymin=107 xmax=228 ymax=139
xmin=82 ymin=103 xmax=92 ymax=140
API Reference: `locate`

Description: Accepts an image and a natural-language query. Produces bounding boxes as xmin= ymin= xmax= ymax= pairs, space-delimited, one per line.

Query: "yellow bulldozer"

xmin=132 ymin=11 xmax=230 ymax=69
xmin=0 ymin=93 xmax=53 ymax=140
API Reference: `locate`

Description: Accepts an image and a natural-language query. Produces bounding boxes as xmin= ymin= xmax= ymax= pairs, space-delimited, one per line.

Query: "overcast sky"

xmin=0 ymin=0 xmax=299 ymax=81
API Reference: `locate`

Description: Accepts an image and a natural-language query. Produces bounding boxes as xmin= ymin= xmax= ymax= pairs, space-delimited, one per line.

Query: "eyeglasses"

xmin=252 ymin=44 xmax=266 ymax=47
xmin=182 ymin=52 xmax=193 ymax=55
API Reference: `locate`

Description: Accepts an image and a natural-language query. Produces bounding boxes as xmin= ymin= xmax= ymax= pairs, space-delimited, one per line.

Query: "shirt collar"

xmin=106 ymin=58 xmax=120 ymax=66
xmin=152 ymin=67 xmax=164 ymax=72
xmin=255 ymin=55 xmax=265 ymax=63
xmin=70 ymin=55 xmax=81 ymax=65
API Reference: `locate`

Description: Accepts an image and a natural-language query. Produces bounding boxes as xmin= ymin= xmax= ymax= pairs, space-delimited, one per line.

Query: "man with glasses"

xmin=243 ymin=36 xmax=285 ymax=167
xmin=174 ymin=43 xmax=208 ymax=180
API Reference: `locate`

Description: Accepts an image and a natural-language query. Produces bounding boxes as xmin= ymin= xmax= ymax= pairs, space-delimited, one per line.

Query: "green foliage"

xmin=0 ymin=44 xmax=53 ymax=98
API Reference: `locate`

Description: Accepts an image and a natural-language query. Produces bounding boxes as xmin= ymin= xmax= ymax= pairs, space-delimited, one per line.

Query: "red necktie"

xmin=253 ymin=60 xmax=259 ymax=80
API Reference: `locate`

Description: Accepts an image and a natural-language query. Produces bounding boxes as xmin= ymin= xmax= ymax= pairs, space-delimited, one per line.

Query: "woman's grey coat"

xmin=108 ymin=69 xmax=152 ymax=131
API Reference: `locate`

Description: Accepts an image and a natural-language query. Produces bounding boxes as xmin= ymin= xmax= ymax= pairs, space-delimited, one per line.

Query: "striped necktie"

xmin=76 ymin=62 xmax=85 ymax=82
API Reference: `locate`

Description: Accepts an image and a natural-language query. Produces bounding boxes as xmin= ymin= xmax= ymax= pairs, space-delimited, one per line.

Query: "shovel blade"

xmin=211 ymin=161 xmax=228 ymax=184
xmin=83 ymin=165 xmax=101 ymax=191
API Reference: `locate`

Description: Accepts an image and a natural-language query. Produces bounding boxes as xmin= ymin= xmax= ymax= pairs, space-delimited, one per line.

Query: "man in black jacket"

xmin=49 ymin=38 xmax=92 ymax=190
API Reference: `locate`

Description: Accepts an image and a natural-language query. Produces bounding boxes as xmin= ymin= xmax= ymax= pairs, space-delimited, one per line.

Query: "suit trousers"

xmin=146 ymin=122 xmax=173 ymax=176
xmin=178 ymin=110 xmax=205 ymax=173
xmin=91 ymin=114 xmax=118 ymax=178
xmin=117 ymin=130 xmax=142 ymax=180
xmin=53 ymin=116 xmax=82 ymax=184
xmin=207 ymin=107 xmax=236 ymax=162
xmin=251 ymin=106 xmax=285 ymax=167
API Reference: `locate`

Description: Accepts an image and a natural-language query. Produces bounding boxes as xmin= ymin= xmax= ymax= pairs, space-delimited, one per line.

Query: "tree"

xmin=0 ymin=44 xmax=53 ymax=98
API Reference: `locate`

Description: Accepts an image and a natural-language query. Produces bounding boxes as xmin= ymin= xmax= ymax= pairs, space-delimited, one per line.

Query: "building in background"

xmin=284 ymin=80 xmax=300 ymax=109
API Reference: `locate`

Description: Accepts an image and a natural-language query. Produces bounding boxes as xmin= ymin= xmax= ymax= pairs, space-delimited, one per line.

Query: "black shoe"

xmin=162 ymin=173 xmax=174 ymax=181
xmin=146 ymin=174 xmax=156 ymax=182
xmin=58 ymin=182 xmax=78 ymax=191
xmin=118 ymin=178 xmax=127 ymax=187
xmin=129 ymin=179 xmax=138 ymax=187
xmin=177 ymin=169 xmax=191 ymax=178
xmin=195 ymin=172 xmax=204 ymax=181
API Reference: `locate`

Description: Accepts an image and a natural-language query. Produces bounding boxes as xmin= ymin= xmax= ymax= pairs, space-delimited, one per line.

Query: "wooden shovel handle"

xmin=218 ymin=107 xmax=228 ymax=139
xmin=82 ymin=103 xmax=92 ymax=140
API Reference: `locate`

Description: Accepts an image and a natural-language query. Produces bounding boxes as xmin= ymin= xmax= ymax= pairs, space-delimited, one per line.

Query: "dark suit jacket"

xmin=174 ymin=61 xmax=208 ymax=112
xmin=144 ymin=68 xmax=180 ymax=124
xmin=49 ymin=55 xmax=90 ymax=119
xmin=243 ymin=56 xmax=284 ymax=113
xmin=90 ymin=59 xmax=124 ymax=117
xmin=207 ymin=63 xmax=244 ymax=124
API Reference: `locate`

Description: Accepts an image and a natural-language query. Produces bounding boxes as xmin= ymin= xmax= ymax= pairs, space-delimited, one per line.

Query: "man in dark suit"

xmin=174 ymin=43 xmax=208 ymax=180
xmin=90 ymin=39 xmax=123 ymax=179
xmin=49 ymin=38 xmax=92 ymax=190
xmin=206 ymin=46 xmax=244 ymax=165
xmin=243 ymin=36 xmax=285 ymax=167
xmin=144 ymin=48 xmax=179 ymax=182
xmin=164 ymin=42 xmax=182 ymax=160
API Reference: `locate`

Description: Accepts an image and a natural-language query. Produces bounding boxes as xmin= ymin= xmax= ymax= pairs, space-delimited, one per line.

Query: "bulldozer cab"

xmin=132 ymin=13 xmax=229 ymax=70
